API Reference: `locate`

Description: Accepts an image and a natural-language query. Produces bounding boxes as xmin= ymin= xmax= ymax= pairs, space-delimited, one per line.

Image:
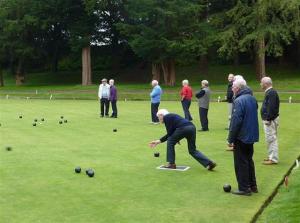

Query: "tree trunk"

xmin=199 ymin=55 xmax=208 ymax=74
xmin=233 ymin=52 xmax=240 ymax=67
xmin=161 ymin=59 xmax=176 ymax=86
xmin=82 ymin=46 xmax=92 ymax=85
xmin=0 ymin=69 xmax=3 ymax=87
xmin=168 ymin=59 xmax=176 ymax=86
xmin=151 ymin=62 xmax=161 ymax=82
xmin=255 ymin=37 xmax=266 ymax=80
xmin=15 ymin=58 xmax=25 ymax=86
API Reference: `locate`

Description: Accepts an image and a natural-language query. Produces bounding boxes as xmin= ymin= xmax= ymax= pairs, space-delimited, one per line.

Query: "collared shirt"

xmin=265 ymin=86 xmax=272 ymax=92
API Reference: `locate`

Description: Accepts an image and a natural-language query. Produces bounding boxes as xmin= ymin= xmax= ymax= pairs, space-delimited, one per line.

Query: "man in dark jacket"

xmin=226 ymin=74 xmax=234 ymax=129
xmin=149 ymin=109 xmax=216 ymax=170
xmin=228 ymin=78 xmax=259 ymax=196
xmin=260 ymin=77 xmax=280 ymax=165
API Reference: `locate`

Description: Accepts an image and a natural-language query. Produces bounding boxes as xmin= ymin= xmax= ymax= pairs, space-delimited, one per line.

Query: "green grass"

xmin=257 ymin=168 xmax=300 ymax=223
xmin=0 ymin=100 xmax=300 ymax=223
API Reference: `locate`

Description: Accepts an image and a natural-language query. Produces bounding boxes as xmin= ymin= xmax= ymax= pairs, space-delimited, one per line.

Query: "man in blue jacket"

xmin=150 ymin=80 xmax=162 ymax=124
xmin=227 ymin=78 xmax=259 ymax=196
xmin=149 ymin=109 xmax=216 ymax=170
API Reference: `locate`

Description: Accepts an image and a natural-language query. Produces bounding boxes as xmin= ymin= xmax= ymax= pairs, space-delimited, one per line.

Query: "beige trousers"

xmin=263 ymin=117 xmax=279 ymax=163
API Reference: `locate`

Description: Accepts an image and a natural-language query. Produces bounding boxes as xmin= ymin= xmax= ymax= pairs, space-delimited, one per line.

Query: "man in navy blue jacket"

xmin=228 ymin=78 xmax=259 ymax=196
xmin=149 ymin=109 xmax=216 ymax=170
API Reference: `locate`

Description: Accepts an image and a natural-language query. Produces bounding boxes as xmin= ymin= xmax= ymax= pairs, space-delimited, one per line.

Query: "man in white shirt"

xmin=98 ymin=78 xmax=110 ymax=117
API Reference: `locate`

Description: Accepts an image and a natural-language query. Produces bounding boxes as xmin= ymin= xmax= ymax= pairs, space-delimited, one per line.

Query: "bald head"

xmin=260 ymin=77 xmax=272 ymax=90
xmin=228 ymin=73 xmax=234 ymax=82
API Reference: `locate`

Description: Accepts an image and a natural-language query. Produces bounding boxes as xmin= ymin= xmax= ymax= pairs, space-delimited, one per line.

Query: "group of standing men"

xmin=150 ymin=79 xmax=211 ymax=131
xmin=148 ymin=73 xmax=280 ymax=196
xmin=98 ymin=78 xmax=118 ymax=118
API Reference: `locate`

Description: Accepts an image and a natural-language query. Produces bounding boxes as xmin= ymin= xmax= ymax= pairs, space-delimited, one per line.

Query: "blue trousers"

xmin=166 ymin=125 xmax=211 ymax=167
xmin=181 ymin=99 xmax=193 ymax=121
xmin=199 ymin=107 xmax=208 ymax=130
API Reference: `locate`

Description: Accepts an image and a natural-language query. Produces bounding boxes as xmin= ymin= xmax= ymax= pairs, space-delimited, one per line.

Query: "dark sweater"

xmin=260 ymin=88 xmax=280 ymax=121
xmin=227 ymin=82 xmax=234 ymax=103
xmin=160 ymin=114 xmax=193 ymax=142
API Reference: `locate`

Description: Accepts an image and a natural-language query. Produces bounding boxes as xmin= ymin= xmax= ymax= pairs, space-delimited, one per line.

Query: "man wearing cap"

xmin=98 ymin=78 xmax=110 ymax=117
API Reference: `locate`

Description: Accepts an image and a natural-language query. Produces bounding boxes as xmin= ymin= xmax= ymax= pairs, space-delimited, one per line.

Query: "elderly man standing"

xmin=260 ymin=77 xmax=280 ymax=165
xmin=149 ymin=109 xmax=216 ymax=170
xmin=150 ymin=80 xmax=162 ymax=124
xmin=226 ymin=74 xmax=235 ymax=130
xmin=227 ymin=78 xmax=259 ymax=196
xmin=98 ymin=78 xmax=110 ymax=117
xmin=196 ymin=80 xmax=210 ymax=131
xmin=109 ymin=79 xmax=118 ymax=118
xmin=180 ymin=80 xmax=193 ymax=121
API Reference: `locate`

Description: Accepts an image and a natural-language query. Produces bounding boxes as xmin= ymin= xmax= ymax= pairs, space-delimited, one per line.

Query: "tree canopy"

xmin=0 ymin=0 xmax=299 ymax=86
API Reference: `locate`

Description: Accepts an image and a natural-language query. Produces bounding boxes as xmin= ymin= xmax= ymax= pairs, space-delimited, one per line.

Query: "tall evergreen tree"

xmin=218 ymin=0 xmax=300 ymax=79
xmin=118 ymin=0 xmax=208 ymax=86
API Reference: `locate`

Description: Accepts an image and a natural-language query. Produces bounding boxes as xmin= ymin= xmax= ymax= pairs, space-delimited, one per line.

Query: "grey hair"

xmin=228 ymin=73 xmax=234 ymax=78
xmin=152 ymin=80 xmax=158 ymax=85
xmin=157 ymin=109 xmax=169 ymax=117
xmin=109 ymin=79 xmax=114 ymax=84
xmin=202 ymin=80 xmax=209 ymax=86
xmin=182 ymin=79 xmax=189 ymax=85
xmin=234 ymin=75 xmax=247 ymax=85
xmin=233 ymin=78 xmax=247 ymax=89
xmin=261 ymin=76 xmax=272 ymax=85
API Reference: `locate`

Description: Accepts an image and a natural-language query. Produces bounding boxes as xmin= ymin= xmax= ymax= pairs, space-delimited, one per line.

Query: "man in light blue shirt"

xmin=150 ymin=80 xmax=162 ymax=124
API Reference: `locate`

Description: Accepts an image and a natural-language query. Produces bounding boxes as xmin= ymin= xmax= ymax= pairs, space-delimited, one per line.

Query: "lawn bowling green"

xmin=0 ymin=99 xmax=299 ymax=223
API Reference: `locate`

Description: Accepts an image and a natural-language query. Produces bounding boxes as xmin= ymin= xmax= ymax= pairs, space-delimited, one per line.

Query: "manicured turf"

xmin=257 ymin=166 xmax=300 ymax=223
xmin=0 ymin=100 xmax=299 ymax=223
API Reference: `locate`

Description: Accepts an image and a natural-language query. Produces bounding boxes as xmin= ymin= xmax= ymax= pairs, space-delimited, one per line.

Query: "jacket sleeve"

xmin=196 ymin=90 xmax=205 ymax=98
xmin=150 ymin=87 xmax=159 ymax=97
xmin=98 ymin=85 xmax=102 ymax=99
xmin=228 ymin=100 xmax=244 ymax=143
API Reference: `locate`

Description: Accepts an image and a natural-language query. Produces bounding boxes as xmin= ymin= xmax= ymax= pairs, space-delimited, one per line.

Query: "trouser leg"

xmin=228 ymin=103 xmax=232 ymax=128
xmin=200 ymin=107 xmax=208 ymax=130
xmin=100 ymin=99 xmax=105 ymax=116
xmin=233 ymin=140 xmax=255 ymax=191
xmin=263 ymin=117 xmax=279 ymax=162
xmin=104 ymin=99 xmax=109 ymax=116
xmin=181 ymin=99 xmax=192 ymax=121
xmin=151 ymin=103 xmax=159 ymax=122
xmin=185 ymin=125 xmax=211 ymax=167
xmin=111 ymin=100 xmax=117 ymax=117
xmin=166 ymin=128 xmax=187 ymax=164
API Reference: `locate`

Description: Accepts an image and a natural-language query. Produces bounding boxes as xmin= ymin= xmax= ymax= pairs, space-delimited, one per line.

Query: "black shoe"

xmin=250 ymin=186 xmax=258 ymax=193
xmin=100 ymin=115 xmax=104 ymax=118
xmin=206 ymin=162 xmax=217 ymax=171
xmin=198 ymin=129 xmax=209 ymax=132
xmin=231 ymin=190 xmax=252 ymax=196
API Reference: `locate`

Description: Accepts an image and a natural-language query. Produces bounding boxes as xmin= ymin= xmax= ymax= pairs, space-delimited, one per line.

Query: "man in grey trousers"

xmin=196 ymin=80 xmax=211 ymax=131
